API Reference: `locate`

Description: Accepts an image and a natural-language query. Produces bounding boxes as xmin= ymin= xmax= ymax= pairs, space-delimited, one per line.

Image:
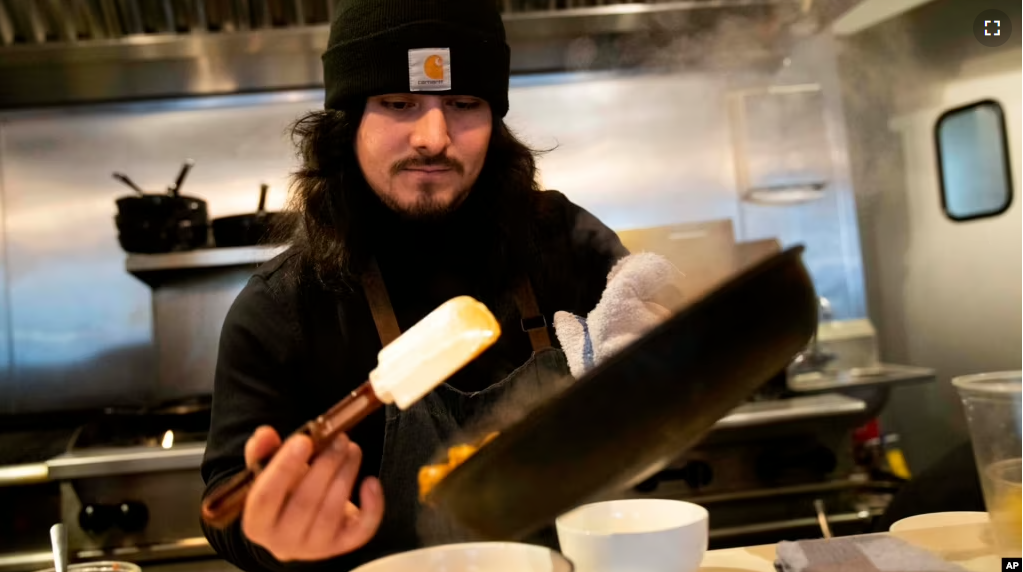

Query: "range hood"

xmin=0 ymin=0 xmax=847 ymax=108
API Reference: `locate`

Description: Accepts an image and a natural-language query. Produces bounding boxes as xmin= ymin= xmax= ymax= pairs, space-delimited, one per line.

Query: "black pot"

xmin=212 ymin=184 xmax=296 ymax=248
xmin=115 ymin=195 xmax=210 ymax=253
xmin=112 ymin=163 xmax=210 ymax=254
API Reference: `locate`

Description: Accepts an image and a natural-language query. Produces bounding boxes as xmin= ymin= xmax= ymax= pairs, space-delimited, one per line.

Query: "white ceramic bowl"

xmin=555 ymin=499 xmax=709 ymax=572
xmin=350 ymin=542 xmax=574 ymax=572
xmin=33 ymin=562 xmax=142 ymax=572
xmin=889 ymin=511 xmax=990 ymax=532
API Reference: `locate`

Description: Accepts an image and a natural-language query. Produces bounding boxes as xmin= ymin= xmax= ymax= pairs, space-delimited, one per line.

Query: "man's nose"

xmin=410 ymin=105 xmax=451 ymax=156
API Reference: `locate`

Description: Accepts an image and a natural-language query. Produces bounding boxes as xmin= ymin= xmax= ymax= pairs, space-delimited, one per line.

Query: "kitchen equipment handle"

xmin=813 ymin=498 xmax=833 ymax=539
xmin=112 ymin=173 xmax=145 ymax=196
xmin=49 ymin=523 xmax=68 ymax=572
xmin=0 ymin=1 xmax=15 ymax=46
xmin=201 ymin=381 xmax=383 ymax=528
xmin=257 ymin=183 xmax=269 ymax=213
xmin=169 ymin=159 xmax=195 ymax=196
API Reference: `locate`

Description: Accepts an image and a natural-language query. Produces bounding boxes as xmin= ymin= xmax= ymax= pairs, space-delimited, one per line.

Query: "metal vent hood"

xmin=0 ymin=0 xmax=848 ymax=108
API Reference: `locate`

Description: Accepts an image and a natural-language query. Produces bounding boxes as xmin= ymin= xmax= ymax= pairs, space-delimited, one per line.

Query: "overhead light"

xmin=743 ymin=182 xmax=826 ymax=205
xmin=161 ymin=430 xmax=175 ymax=449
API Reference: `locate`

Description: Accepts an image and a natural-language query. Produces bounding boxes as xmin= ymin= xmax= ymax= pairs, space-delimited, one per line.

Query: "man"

xmin=200 ymin=0 xmax=627 ymax=569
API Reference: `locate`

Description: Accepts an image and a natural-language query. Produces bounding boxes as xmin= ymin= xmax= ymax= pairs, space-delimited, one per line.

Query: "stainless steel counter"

xmin=788 ymin=363 xmax=936 ymax=392
xmin=0 ymin=443 xmax=206 ymax=487
xmin=47 ymin=443 xmax=207 ymax=481
xmin=0 ymin=540 xmax=229 ymax=572
xmin=142 ymin=560 xmax=243 ymax=572
xmin=715 ymin=393 xmax=865 ymax=429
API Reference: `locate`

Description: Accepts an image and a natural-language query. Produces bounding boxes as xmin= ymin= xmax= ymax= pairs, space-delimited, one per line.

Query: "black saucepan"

xmin=113 ymin=160 xmax=210 ymax=254
xmin=428 ymin=246 xmax=818 ymax=541
xmin=212 ymin=184 xmax=296 ymax=248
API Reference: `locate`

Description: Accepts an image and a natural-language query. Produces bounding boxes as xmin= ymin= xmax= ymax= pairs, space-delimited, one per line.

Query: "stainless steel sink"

xmin=788 ymin=363 xmax=937 ymax=393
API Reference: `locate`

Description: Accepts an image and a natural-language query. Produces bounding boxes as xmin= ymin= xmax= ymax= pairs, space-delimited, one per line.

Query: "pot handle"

xmin=169 ymin=159 xmax=195 ymax=197
xmin=113 ymin=173 xmax=145 ymax=196
xmin=257 ymin=183 xmax=269 ymax=213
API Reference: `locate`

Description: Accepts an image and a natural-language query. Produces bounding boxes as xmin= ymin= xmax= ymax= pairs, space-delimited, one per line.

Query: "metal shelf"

xmin=125 ymin=245 xmax=287 ymax=288
xmin=714 ymin=393 xmax=866 ymax=429
xmin=46 ymin=442 xmax=207 ymax=480
xmin=0 ymin=442 xmax=207 ymax=486
xmin=788 ymin=364 xmax=936 ymax=393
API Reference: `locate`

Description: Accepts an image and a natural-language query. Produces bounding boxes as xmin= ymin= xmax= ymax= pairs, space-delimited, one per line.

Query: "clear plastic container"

xmin=952 ymin=371 xmax=1022 ymax=557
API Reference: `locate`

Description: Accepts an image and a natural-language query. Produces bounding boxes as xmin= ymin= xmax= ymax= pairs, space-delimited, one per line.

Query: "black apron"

xmin=359 ymin=259 xmax=570 ymax=555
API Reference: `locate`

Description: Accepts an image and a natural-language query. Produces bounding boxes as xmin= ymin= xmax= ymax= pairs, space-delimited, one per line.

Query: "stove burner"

xmin=71 ymin=396 xmax=211 ymax=451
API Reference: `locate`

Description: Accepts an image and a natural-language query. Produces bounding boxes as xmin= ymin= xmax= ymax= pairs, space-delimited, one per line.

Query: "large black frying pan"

xmin=212 ymin=184 xmax=296 ymax=247
xmin=428 ymin=246 xmax=818 ymax=541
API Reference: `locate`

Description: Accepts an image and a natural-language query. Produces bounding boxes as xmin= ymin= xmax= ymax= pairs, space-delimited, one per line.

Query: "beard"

xmin=377 ymin=153 xmax=473 ymax=221
xmin=375 ymin=181 xmax=473 ymax=222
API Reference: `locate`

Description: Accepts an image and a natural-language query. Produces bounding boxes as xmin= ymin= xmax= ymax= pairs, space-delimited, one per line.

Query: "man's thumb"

xmin=244 ymin=425 xmax=282 ymax=467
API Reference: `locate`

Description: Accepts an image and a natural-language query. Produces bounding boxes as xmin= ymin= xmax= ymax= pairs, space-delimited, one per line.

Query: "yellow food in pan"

xmin=419 ymin=432 xmax=499 ymax=501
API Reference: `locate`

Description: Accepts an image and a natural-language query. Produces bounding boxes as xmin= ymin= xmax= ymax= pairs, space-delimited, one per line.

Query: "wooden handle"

xmin=201 ymin=382 xmax=383 ymax=528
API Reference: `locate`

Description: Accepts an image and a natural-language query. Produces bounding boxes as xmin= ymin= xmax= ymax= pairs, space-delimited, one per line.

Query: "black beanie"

xmin=322 ymin=0 xmax=511 ymax=117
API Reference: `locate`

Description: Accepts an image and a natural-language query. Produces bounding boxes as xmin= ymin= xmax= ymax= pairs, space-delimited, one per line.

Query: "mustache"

xmin=392 ymin=155 xmax=465 ymax=175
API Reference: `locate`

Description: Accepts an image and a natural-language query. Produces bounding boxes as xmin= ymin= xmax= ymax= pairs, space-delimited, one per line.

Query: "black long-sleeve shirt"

xmin=200 ymin=190 xmax=627 ymax=571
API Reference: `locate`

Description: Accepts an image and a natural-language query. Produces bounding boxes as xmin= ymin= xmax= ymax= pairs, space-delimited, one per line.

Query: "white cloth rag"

xmin=553 ymin=252 xmax=684 ymax=378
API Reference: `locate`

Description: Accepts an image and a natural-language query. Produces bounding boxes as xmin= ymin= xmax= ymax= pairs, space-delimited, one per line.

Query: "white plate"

xmin=889 ymin=511 xmax=990 ymax=532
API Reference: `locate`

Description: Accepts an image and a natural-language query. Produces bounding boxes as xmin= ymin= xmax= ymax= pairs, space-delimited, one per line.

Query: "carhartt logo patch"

xmin=408 ymin=48 xmax=451 ymax=91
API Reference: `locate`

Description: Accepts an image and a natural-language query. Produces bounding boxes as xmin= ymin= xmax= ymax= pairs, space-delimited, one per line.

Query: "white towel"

xmin=554 ymin=252 xmax=684 ymax=378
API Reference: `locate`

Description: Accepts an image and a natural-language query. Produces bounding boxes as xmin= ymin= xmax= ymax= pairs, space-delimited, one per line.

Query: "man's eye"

xmin=383 ymin=101 xmax=413 ymax=110
xmin=450 ymin=100 xmax=481 ymax=110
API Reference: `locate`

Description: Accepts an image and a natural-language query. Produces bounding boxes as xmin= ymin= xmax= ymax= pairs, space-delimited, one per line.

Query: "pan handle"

xmin=169 ymin=159 xmax=195 ymax=196
xmin=113 ymin=173 xmax=145 ymax=196
xmin=257 ymin=183 xmax=269 ymax=213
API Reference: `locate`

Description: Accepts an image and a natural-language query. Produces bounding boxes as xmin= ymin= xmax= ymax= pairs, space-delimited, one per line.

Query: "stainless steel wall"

xmin=0 ymin=92 xmax=315 ymax=413
xmin=0 ymin=128 xmax=11 ymax=414
xmin=0 ymin=47 xmax=868 ymax=414
xmin=836 ymin=0 xmax=1022 ymax=472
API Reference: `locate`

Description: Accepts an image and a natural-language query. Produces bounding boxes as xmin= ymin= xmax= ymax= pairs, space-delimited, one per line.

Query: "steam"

xmin=414 ymin=368 xmax=577 ymax=546
xmin=411 ymin=2 xmax=945 ymax=545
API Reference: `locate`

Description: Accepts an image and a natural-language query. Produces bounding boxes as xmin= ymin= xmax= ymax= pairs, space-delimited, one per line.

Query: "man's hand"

xmin=240 ymin=426 xmax=385 ymax=562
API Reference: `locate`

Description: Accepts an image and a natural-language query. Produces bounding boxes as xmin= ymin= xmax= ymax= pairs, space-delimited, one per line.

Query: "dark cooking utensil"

xmin=168 ymin=159 xmax=194 ymax=196
xmin=113 ymin=160 xmax=210 ymax=254
xmin=202 ymin=383 xmax=383 ymax=528
xmin=428 ymin=246 xmax=818 ymax=541
xmin=112 ymin=173 xmax=145 ymax=196
xmin=211 ymin=183 xmax=295 ymax=247
xmin=202 ymin=295 xmax=502 ymax=528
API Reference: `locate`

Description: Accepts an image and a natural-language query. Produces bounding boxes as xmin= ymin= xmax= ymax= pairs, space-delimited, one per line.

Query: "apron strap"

xmin=361 ymin=258 xmax=402 ymax=347
xmin=512 ymin=277 xmax=553 ymax=352
xmin=360 ymin=259 xmax=552 ymax=352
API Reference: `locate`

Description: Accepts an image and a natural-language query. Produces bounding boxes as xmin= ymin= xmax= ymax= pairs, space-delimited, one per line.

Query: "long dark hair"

xmin=278 ymin=105 xmax=547 ymax=292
